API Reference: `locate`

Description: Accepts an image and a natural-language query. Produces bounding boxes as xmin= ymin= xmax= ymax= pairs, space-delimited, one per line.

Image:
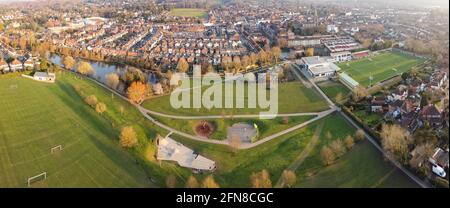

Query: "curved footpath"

xmin=82 ymin=65 xmax=430 ymax=188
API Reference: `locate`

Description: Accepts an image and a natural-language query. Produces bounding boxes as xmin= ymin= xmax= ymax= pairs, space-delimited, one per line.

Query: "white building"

xmin=298 ymin=56 xmax=341 ymax=78
xmin=327 ymin=25 xmax=339 ymax=33
xmin=330 ymin=51 xmax=352 ymax=62
xmin=33 ymin=72 xmax=56 ymax=83
xmin=156 ymin=135 xmax=216 ymax=171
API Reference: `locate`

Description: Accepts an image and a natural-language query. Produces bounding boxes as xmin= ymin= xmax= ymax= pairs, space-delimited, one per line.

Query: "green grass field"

xmin=142 ymin=81 xmax=329 ymax=116
xmin=317 ymin=80 xmax=351 ymax=103
xmin=168 ymin=8 xmax=207 ymax=18
xmin=0 ymin=73 xmax=153 ymax=187
xmin=338 ymin=51 xmax=425 ymax=87
xmin=154 ymin=115 xmax=314 ymax=140
xmin=171 ymin=113 xmax=418 ymax=187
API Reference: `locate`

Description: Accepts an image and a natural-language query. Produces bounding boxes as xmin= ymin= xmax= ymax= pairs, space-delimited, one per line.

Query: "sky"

xmin=0 ymin=0 xmax=448 ymax=8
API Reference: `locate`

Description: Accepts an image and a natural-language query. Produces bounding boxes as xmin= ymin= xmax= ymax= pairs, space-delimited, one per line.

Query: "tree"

xmin=409 ymin=142 xmax=434 ymax=174
xmin=250 ymin=169 xmax=272 ymax=188
xmin=305 ymin=48 xmax=314 ymax=57
xmin=185 ymin=175 xmax=200 ymax=188
xmin=329 ymin=139 xmax=346 ymax=157
xmin=281 ymin=170 xmax=297 ymax=188
xmin=95 ymin=102 xmax=107 ymax=114
xmin=106 ymin=73 xmax=120 ymax=89
xmin=258 ymin=50 xmax=269 ymax=65
xmin=77 ymin=61 xmax=94 ymax=75
xmin=84 ymin=95 xmax=98 ymax=107
xmin=177 ymin=57 xmax=189 ymax=73
xmin=119 ymin=126 xmax=138 ymax=148
xmin=166 ymin=175 xmax=177 ymax=188
xmin=352 ymin=85 xmax=368 ymax=101
xmin=127 ymin=81 xmax=149 ymax=104
xmin=355 ymin=129 xmax=365 ymax=142
xmin=270 ymin=46 xmax=282 ymax=63
xmin=344 ymin=135 xmax=355 ymax=149
xmin=63 ymin=56 xmax=75 ymax=70
xmin=201 ymin=175 xmax=220 ymax=188
xmin=380 ymin=124 xmax=412 ymax=163
xmin=320 ymin=146 xmax=336 ymax=165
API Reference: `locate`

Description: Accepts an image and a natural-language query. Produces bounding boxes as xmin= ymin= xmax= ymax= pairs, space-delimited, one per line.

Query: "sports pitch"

xmin=168 ymin=8 xmax=207 ymax=18
xmin=338 ymin=51 xmax=426 ymax=87
xmin=0 ymin=74 xmax=153 ymax=187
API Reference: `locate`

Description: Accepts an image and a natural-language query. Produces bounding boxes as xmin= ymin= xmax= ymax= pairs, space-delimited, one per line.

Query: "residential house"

xmin=420 ymin=104 xmax=443 ymax=127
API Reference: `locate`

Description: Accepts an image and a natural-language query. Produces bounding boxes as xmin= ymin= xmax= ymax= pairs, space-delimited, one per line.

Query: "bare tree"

xmin=320 ymin=146 xmax=336 ymax=165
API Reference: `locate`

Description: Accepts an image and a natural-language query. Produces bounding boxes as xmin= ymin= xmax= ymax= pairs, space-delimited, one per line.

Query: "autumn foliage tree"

xmin=185 ymin=175 xmax=200 ymax=188
xmin=201 ymin=175 xmax=220 ymax=188
xmin=250 ymin=169 xmax=272 ymax=188
xmin=344 ymin=135 xmax=355 ymax=149
xmin=127 ymin=81 xmax=149 ymax=104
xmin=95 ymin=102 xmax=107 ymax=114
xmin=84 ymin=95 xmax=98 ymax=107
xmin=281 ymin=170 xmax=297 ymax=188
xmin=106 ymin=73 xmax=120 ymax=89
xmin=63 ymin=56 xmax=75 ymax=70
xmin=329 ymin=139 xmax=346 ymax=157
xmin=177 ymin=57 xmax=189 ymax=73
xmin=119 ymin=126 xmax=138 ymax=148
xmin=305 ymin=48 xmax=314 ymax=57
xmin=77 ymin=61 xmax=94 ymax=75
xmin=380 ymin=124 xmax=412 ymax=163
xmin=320 ymin=146 xmax=336 ymax=165
xmin=355 ymin=129 xmax=365 ymax=142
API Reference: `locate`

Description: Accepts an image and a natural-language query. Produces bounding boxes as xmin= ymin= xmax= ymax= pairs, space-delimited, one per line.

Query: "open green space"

xmin=317 ymin=80 xmax=351 ymax=103
xmin=0 ymin=73 xmax=154 ymax=187
xmin=153 ymin=115 xmax=314 ymax=140
xmin=171 ymin=113 xmax=418 ymax=187
xmin=142 ymin=81 xmax=329 ymax=116
xmin=168 ymin=8 xmax=208 ymax=18
xmin=338 ymin=51 xmax=425 ymax=87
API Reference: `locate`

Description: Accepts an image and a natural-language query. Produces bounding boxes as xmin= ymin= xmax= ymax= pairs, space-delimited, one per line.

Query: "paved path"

xmin=143 ymin=108 xmax=322 ymax=120
xmin=81 ymin=71 xmax=335 ymax=149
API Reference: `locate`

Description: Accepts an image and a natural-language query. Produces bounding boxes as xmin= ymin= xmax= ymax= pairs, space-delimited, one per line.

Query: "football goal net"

xmin=27 ymin=172 xmax=47 ymax=187
xmin=50 ymin=145 xmax=63 ymax=154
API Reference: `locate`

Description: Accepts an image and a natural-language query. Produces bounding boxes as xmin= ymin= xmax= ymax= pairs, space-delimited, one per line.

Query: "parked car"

xmin=432 ymin=165 xmax=447 ymax=178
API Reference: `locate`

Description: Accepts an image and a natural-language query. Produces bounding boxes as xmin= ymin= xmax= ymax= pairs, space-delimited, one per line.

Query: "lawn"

xmin=168 ymin=8 xmax=208 ymax=18
xmin=170 ymin=113 xmax=418 ymax=187
xmin=142 ymin=81 xmax=329 ymax=116
xmin=153 ymin=115 xmax=315 ymax=140
xmin=0 ymin=73 xmax=153 ymax=187
xmin=317 ymin=80 xmax=351 ymax=103
xmin=338 ymin=51 xmax=425 ymax=87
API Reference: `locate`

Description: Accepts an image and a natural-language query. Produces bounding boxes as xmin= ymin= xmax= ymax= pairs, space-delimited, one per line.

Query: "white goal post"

xmin=50 ymin=145 xmax=63 ymax=153
xmin=27 ymin=172 xmax=47 ymax=187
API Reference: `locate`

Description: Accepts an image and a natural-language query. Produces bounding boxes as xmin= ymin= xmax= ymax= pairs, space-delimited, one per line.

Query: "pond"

xmin=49 ymin=54 xmax=129 ymax=84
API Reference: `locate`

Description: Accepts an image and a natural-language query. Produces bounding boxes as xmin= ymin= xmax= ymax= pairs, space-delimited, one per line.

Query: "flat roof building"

xmin=298 ymin=56 xmax=341 ymax=79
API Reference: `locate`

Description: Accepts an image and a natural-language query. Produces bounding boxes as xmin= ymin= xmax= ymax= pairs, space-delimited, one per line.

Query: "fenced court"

xmin=338 ymin=51 xmax=426 ymax=87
